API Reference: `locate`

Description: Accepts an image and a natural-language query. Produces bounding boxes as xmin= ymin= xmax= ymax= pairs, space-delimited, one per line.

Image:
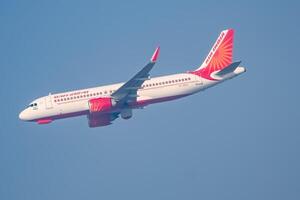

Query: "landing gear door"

xmin=45 ymin=94 xmax=53 ymax=109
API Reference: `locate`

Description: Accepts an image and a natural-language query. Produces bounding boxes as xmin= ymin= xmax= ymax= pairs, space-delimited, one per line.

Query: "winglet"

xmin=151 ymin=47 xmax=160 ymax=63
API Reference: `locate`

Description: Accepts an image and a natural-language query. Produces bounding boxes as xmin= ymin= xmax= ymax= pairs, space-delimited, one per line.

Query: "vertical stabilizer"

xmin=192 ymin=29 xmax=234 ymax=80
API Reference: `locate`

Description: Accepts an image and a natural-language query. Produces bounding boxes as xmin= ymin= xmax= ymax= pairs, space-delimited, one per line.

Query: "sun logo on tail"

xmin=208 ymin=32 xmax=233 ymax=71
xmin=190 ymin=29 xmax=234 ymax=80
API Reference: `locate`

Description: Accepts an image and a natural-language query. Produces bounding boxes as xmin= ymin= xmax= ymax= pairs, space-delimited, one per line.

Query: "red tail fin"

xmin=192 ymin=29 xmax=234 ymax=80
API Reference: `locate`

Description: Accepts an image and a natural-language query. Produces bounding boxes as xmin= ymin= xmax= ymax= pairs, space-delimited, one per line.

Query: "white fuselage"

xmin=19 ymin=67 xmax=245 ymax=122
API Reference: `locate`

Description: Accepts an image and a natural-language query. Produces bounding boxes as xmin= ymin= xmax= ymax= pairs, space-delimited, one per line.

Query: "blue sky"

xmin=1 ymin=1 xmax=299 ymax=200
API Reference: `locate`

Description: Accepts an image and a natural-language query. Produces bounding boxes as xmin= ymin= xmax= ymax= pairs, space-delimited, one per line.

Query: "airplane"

xmin=19 ymin=29 xmax=246 ymax=127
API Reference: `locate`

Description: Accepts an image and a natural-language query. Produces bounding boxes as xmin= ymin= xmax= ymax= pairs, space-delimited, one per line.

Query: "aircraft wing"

xmin=111 ymin=47 xmax=160 ymax=104
xmin=87 ymin=112 xmax=119 ymax=128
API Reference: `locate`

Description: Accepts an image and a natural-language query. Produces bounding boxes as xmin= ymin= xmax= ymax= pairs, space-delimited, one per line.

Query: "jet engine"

xmin=88 ymin=97 xmax=116 ymax=113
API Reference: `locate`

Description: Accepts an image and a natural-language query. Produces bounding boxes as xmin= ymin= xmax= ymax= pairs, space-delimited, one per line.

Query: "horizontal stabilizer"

xmin=215 ymin=61 xmax=241 ymax=76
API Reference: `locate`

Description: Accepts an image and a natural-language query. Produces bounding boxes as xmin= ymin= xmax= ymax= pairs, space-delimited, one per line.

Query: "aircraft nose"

xmin=19 ymin=110 xmax=29 ymax=121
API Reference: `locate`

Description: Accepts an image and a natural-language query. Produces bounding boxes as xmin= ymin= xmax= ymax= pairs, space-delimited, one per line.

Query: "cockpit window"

xmin=27 ymin=103 xmax=38 ymax=108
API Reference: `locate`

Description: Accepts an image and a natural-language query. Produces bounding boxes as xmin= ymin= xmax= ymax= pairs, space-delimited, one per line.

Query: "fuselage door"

xmin=45 ymin=94 xmax=53 ymax=109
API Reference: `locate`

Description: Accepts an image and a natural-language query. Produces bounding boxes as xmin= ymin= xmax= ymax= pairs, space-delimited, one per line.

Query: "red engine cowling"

xmin=88 ymin=97 xmax=116 ymax=113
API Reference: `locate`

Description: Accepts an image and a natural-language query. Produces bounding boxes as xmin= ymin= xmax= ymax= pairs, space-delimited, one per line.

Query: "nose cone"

xmin=19 ymin=110 xmax=29 ymax=121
